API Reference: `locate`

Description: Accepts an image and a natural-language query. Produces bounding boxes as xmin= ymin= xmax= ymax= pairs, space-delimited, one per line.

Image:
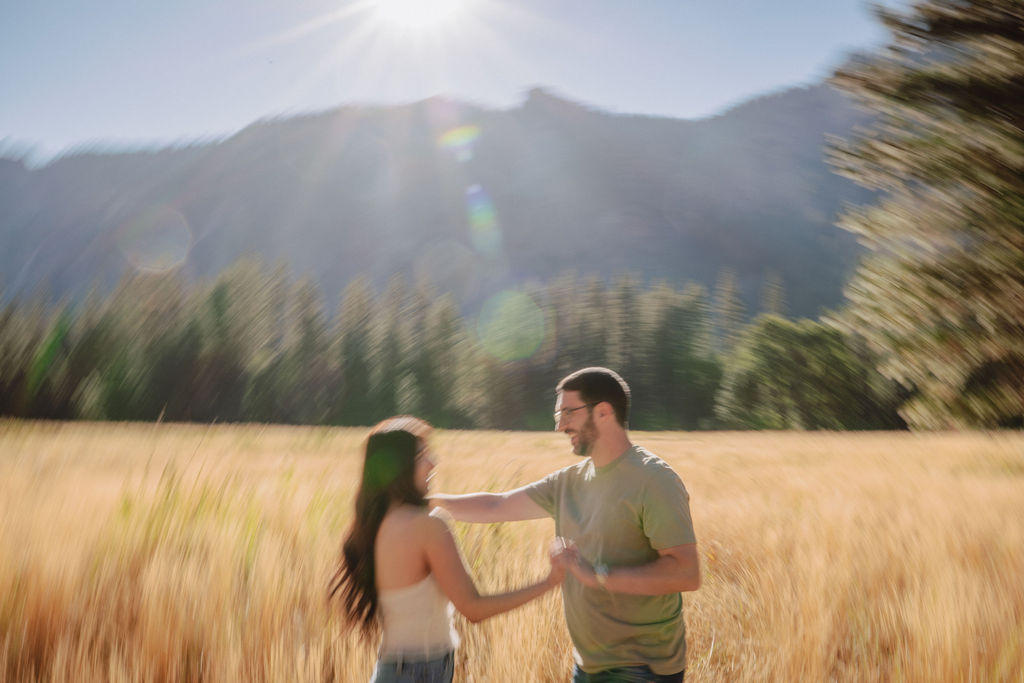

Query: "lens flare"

xmin=115 ymin=205 xmax=192 ymax=273
xmin=438 ymin=125 xmax=480 ymax=162
xmin=366 ymin=448 xmax=401 ymax=488
xmin=465 ymin=184 xmax=502 ymax=257
xmin=476 ymin=290 xmax=545 ymax=362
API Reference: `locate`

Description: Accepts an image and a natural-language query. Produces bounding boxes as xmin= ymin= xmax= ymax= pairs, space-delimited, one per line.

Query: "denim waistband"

xmin=378 ymin=649 xmax=454 ymax=670
xmin=372 ymin=650 xmax=455 ymax=681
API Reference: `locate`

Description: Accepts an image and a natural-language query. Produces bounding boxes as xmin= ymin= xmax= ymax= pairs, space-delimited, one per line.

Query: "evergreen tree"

xmin=283 ymin=278 xmax=333 ymax=423
xmin=0 ymin=297 xmax=54 ymax=417
xmin=547 ymin=270 xmax=583 ymax=379
xmin=605 ymin=275 xmax=643 ymax=391
xmin=400 ymin=276 xmax=440 ymax=419
xmin=829 ymin=0 xmax=1024 ymax=427
xmin=333 ymin=277 xmax=376 ymax=425
xmin=420 ymin=294 xmax=471 ymax=426
xmin=759 ymin=270 xmax=787 ymax=317
xmin=574 ymin=275 xmax=610 ymax=368
xmin=239 ymin=263 xmax=296 ymax=422
xmin=76 ymin=273 xmax=195 ymax=421
xmin=639 ymin=283 xmax=721 ymax=429
xmin=189 ymin=276 xmax=250 ymax=421
xmin=712 ymin=268 xmax=746 ymax=355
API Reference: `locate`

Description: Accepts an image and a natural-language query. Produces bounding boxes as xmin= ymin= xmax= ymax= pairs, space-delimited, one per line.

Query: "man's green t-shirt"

xmin=524 ymin=445 xmax=696 ymax=675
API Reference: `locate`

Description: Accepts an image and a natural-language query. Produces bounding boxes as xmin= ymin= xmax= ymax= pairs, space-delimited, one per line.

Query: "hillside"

xmin=0 ymin=83 xmax=874 ymax=318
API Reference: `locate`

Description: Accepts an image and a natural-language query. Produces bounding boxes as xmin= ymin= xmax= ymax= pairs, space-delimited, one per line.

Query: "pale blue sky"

xmin=1 ymin=0 xmax=891 ymax=162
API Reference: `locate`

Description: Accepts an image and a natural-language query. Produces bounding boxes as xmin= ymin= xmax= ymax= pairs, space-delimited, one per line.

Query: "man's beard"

xmin=573 ymin=414 xmax=598 ymax=456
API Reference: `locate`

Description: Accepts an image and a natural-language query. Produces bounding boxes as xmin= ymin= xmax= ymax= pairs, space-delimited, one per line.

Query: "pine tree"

xmin=605 ymin=275 xmax=643 ymax=387
xmin=0 ymin=296 xmax=53 ymax=417
xmin=333 ymin=277 xmax=376 ymax=425
xmin=759 ymin=270 xmax=787 ymax=317
xmin=576 ymin=275 xmax=609 ymax=367
xmin=829 ymin=0 xmax=1024 ymax=428
xmin=421 ymin=294 xmax=470 ymax=426
xmin=286 ymin=278 xmax=332 ymax=423
xmin=190 ymin=276 xmax=249 ymax=421
xmin=712 ymin=268 xmax=746 ymax=354
xmin=639 ymin=283 xmax=721 ymax=429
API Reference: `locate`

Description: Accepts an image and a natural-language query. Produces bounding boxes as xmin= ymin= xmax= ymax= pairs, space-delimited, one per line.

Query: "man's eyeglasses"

xmin=554 ymin=402 xmax=597 ymax=424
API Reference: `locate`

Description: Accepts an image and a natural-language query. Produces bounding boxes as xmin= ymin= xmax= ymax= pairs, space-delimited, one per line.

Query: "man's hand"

xmin=550 ymin=537 xmax=599 ymax=587
xmin=551 ymin=539 xmax=701 ymax=594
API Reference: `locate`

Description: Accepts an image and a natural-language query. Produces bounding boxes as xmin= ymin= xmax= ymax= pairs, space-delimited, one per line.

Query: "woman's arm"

xmin=421 ymin=515 xmax=564 ymax=623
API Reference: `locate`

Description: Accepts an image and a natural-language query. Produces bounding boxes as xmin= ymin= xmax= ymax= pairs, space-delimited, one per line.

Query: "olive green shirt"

xmin=525 ymin=445 xmax=696 ymax=675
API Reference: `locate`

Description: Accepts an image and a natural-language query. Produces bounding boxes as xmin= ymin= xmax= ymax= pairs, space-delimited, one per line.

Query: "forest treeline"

xmin=0 ymin=258 xmax=906 ymax=431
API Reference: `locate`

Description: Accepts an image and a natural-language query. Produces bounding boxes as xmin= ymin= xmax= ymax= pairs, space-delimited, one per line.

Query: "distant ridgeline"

xmin=0 ymin=84 xmax=906 ymax=430
xmin=0 ymin=84 xmax=873 ymax=321
xmin=5 ymin=2 xmax=1020 ymax=431
xmin=0 ymin=258 xmax=906 ymax=430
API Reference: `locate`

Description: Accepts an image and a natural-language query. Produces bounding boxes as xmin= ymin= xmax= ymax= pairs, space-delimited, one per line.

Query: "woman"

xmin=329 ymin=416 xmax=565 ymax=683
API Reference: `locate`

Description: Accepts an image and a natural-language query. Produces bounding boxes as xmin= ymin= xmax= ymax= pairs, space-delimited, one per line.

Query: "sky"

xmin=1 ymin=0 xmax=892 ymax=163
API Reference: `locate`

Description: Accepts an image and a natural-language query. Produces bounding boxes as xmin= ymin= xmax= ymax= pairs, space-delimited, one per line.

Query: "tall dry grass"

xmin=1 ymin=421 xmax=1022 ymax=682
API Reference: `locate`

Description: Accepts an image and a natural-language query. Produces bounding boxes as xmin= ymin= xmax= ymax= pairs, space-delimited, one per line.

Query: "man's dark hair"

xmin=557 ymin=367 xmax=630 ymax=428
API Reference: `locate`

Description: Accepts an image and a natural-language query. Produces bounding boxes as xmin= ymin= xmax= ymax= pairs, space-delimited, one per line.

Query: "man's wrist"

xmin=593 ymin=562 xmax=609 ymax=588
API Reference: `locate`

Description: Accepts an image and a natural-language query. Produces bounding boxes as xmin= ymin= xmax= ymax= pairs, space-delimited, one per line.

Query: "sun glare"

xmin=371 ymin=0 xmax=468 ymax=31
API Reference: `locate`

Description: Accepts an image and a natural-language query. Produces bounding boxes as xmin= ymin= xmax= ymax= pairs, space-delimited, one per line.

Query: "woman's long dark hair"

xmin=328 ymin=416 xmax=432 ymax=639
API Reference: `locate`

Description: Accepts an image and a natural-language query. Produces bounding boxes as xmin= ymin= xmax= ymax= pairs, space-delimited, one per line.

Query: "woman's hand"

xmin=547 ymin=537 xmax=577 ymax=586
xmin=551 ymin=537 xmax=604 ymax=588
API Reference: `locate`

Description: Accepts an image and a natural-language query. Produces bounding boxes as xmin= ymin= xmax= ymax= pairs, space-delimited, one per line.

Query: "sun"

xmin=370 ymin=0 xmax=469 ymax=32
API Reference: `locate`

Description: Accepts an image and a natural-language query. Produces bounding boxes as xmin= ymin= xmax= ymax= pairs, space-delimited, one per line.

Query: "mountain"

xmin=0 ymin=84 xmax=874 ymax=318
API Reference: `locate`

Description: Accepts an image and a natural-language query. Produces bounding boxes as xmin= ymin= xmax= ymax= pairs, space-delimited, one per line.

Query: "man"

xmin=432 ymin=367 xmax=700 ymax=682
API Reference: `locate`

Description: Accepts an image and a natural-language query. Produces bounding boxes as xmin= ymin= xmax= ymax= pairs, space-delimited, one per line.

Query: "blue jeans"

xmin=370 ymin=651 xmax=454 ymax=683
xmin=572 ymin=664 xmax=684 ymax=683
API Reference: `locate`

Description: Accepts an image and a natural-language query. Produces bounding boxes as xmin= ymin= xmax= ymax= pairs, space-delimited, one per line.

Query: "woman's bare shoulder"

xmin=382 ymin=506 xmax=452 ymax=545
xmin=379 ymin=505 xmax=435 ymax=536
xmin=376 ymin=505 xmax=433 ymax=588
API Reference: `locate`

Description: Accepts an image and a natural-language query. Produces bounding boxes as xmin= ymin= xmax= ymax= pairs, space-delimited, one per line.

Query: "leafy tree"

xmin=829 ymin=0 xmax=1024 ymax=428
xmin=715 ymin=315 xmax=907 ymax=430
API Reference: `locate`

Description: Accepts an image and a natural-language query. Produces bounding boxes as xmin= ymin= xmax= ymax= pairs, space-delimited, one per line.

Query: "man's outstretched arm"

xmin=429 ymin=485 xmax=548 ymax=523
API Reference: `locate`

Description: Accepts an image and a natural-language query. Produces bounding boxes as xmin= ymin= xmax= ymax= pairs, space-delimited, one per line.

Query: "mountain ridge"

xmin=0 ymin=82 xmax=874 ymax=318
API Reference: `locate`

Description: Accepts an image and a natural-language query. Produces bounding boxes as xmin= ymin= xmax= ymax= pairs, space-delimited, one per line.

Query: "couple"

xmin=330 ymin=367 xmax=701 ymax=682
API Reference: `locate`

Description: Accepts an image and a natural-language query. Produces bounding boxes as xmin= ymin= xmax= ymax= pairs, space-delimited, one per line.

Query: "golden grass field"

xmin=1 ymin=420 xmax=1023 ymax=682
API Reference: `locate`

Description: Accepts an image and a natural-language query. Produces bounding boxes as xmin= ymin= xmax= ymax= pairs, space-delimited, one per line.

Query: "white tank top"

xmin=378 ymin=574 xmax=459 ymax=658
